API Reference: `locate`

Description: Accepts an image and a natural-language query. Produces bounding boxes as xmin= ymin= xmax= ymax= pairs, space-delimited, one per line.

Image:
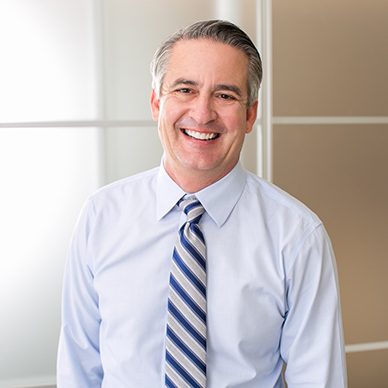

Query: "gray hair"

xmin=150 ymin=19 xmax=262 ymax=107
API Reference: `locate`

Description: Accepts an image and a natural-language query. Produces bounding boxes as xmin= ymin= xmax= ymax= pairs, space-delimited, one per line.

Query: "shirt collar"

xmin=156 ymin=163 xmax=247 ymax=227
xmin=195 ymin=163 xmax=246 ymax=227
xmin=156 ymin=164 xmax=186 ymax=221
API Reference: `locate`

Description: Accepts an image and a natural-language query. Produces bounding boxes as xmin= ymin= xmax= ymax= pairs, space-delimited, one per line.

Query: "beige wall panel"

xmin=272 ymin=125 xmax=388 ymax=344
xmin=346 ymin=349 xmax=388 ymax=388
xmin=272 ymin=0 xmax=388 ymax=116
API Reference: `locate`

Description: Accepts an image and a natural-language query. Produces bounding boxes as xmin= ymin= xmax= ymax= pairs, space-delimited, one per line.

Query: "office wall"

xmin=272 ymin=0 xmax=388 ymax=386
xmin=5 ymin=0 xmax=380 ymax=386
xmin=0 ymin=0 xmax=101 ymax=386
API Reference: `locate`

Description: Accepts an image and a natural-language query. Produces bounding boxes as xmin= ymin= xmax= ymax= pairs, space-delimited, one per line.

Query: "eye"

xmin=176 ymin=88 xmax=192 ymax=94
xmin=216 ymin=93 xmax=237 ymax=101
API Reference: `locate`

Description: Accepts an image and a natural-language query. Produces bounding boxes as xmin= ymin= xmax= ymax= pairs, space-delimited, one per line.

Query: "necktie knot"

xmin=179 ymin=197 xmax=205 ymax=225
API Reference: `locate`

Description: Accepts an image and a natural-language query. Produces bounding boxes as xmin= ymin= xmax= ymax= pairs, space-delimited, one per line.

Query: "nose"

xmin=189 ymin=93 xmax=217 ymax=124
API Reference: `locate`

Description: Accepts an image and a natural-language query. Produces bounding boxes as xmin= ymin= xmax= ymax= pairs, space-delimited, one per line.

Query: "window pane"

xmin=102 ymin=0 xmax=215 ymax=120
xmin=0 ymin=128 xmax=101 ymax=384
xmin=104 ymin=126 xmax=163 ymax=183
xmin=0 ymin=0 xmax=97 ymax=122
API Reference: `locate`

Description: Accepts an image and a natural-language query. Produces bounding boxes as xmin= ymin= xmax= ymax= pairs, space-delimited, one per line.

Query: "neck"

xmin=163 ymin=162 xmax=236 ymax=193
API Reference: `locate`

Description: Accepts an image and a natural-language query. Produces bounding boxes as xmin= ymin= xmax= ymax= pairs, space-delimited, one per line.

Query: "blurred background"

xmin=0 ymin=1 xmax=387 ymax=387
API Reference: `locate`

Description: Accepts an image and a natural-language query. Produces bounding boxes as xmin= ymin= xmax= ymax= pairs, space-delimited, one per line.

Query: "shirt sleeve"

xmin=57 ymin=199 xmax=103 ymax=387
xmin=280 ymin=224 xmax=348 ymax=387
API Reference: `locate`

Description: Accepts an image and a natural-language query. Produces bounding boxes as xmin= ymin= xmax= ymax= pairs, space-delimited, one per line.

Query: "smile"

xmin=182 ymin=129 xmax=220 ymax=141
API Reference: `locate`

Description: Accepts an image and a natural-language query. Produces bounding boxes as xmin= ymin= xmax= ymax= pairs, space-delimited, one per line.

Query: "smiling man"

xmin=150 ymin=37 xmax=257 ymax=193
xmin=57 ymin=20 xmax=347 ymax=387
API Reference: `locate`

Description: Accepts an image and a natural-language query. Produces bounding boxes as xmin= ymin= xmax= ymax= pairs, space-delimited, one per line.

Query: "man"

xmin=57 ymin=20 xmax=347 ymax=387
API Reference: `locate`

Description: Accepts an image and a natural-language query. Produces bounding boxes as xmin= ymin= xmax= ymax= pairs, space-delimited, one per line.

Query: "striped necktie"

xmin=165 ymin=196 xmax=207 ymax=388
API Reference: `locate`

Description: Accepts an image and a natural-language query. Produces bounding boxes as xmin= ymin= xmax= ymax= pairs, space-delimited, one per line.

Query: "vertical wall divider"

xmin=92 ymin=0 xmax=107 ymax=186
xmin=256 ymin=0 xmax=273 ymax=181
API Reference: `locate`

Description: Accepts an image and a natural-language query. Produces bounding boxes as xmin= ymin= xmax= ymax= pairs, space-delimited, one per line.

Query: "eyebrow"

xmin=170 ymin=78 xmax=243 ymax=97
xmin=170 ymin=78 xmax=198 ymax=88
xmin=214 ymin=84 xmax=243 ymax=97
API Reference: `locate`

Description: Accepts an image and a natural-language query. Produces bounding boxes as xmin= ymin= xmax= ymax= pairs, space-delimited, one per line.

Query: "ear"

xmin=150 ymin=89 xmax=161 ymax=121
xmin=245 ymin=100 xmax=258 ymax=134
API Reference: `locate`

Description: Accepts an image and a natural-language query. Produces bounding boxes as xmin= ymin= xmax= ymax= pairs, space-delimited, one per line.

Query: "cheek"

xmin=161 ymin=97 xmax=186 ymax=119
xmin=157 ymin=107 xmax=182 ymax=145
xmin=158 ymin=108 xmax=175 ymax=133
xmin=224 ymin=111 xmax=249 ymax=134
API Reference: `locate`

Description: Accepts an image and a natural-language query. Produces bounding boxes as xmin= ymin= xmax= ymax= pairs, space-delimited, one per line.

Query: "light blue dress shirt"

xmin=57 ymin=163 xmax=347 ymax=387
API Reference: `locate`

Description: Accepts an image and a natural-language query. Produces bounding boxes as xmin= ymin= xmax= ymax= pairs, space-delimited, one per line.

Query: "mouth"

xmin=181 ymin=128 xmax=220 ymax=141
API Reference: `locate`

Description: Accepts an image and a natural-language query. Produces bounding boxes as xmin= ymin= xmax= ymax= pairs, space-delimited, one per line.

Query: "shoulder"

xmin=243 ymin=171 xmax=322 ymax=233
xmin=90 ymin=167 xmax=159 ymax=205
xmin=242 ymin=171 xmax=332 ymax=271
xmin=80 ymin=167 xmax=160 ymax=221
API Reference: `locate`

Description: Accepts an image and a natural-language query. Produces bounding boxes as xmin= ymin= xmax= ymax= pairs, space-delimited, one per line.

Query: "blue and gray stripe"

xmin=165 ymin=197 xmax=207 ymax=387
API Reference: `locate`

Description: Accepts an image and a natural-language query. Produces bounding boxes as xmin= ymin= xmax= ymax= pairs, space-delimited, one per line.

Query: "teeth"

xmin=185 ymin=129 xmax=218 ymax=140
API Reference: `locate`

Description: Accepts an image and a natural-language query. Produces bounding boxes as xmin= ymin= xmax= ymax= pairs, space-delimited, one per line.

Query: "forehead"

xmin=164 ymin=39 xmax=249 ymax=89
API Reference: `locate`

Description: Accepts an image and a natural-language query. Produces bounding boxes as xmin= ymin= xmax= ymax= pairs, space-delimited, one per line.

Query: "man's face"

xmin=151 ymin=39 xmax=258 ymax=189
